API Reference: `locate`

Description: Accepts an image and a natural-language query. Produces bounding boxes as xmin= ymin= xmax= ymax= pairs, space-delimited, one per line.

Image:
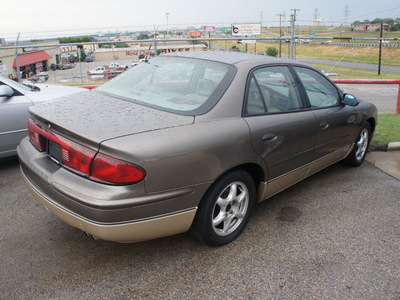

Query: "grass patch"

xmin=308 ymin=63 xmax=400 ymax=79
xmin=372 ymin=114 xmax=400 ymax=144
xmin=212 ymin=39 xmax=400 ymax=68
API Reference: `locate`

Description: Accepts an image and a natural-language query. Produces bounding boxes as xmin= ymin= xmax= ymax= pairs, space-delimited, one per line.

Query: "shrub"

xmin=266 ymin=47 xmax=278 ymax=57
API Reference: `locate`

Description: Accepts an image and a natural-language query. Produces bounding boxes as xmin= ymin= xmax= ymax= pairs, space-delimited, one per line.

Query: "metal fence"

xmin=1 ymin=36 xmax=400 ymax=114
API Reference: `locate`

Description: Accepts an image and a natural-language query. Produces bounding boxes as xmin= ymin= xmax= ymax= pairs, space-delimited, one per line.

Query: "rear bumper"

xmin=17 ymin=137 xmax=206 ymax=243
xmin=22 ymin=171 xmax=196 ymax=243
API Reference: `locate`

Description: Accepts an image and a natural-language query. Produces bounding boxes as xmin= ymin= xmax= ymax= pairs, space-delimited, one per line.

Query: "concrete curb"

xmin=366 ymin=151 xmax=400 ymax=180
xmin=388 ymin=142 xmax=400 ymax=151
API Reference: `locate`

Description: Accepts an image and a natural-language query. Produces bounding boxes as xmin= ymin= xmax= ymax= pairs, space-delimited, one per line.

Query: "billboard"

xmin=189 ymin=31 xmax=202 ymax=37
xmin=231 ymin=23 xmax=261 ymax=36
xmin=204 ymin=26 xmax=215 ymax=33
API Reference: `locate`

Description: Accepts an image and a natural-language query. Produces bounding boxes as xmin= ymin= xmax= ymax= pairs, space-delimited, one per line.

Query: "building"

xmin=353 ymin=23 xmax=390 ymax=31
xmin=0 ymin=40 xmax=59 ymax=80
xmin=93 ymin=43 xmax=206 ymax=61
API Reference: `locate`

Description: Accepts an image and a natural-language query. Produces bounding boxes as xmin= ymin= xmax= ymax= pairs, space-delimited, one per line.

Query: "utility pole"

xmin=277 ymin=14 xmax=284 ymax=58
xmin=290 ymin=9 xmax=299 ymax=60
xmin=14 ymin=33 xmax=21 ymax=82
xmin=154 ymin=25 xmax=158 ymax=56
xmin=166 ymin=12 xmax=169 ymax=36
xmin=378 ymin=22 xmax=383 ymax=75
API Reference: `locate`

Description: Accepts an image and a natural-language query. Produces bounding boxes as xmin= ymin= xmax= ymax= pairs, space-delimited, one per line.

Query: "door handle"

xmin=319 ymin=122 xmax=329 ymax=130
xmin=262 ymin=133 xmax=278 ymax=142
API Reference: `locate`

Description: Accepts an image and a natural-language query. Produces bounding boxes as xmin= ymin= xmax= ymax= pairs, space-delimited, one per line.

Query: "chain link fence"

xmin=1 ymin=34 xmax=399 ymax=114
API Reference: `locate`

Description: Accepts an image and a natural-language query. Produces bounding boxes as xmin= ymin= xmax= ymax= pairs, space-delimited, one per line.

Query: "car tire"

xmin=344 ymin=122 xmax=371 ymax=167
xmin=189 ymin=170 xmax=256 ymax=246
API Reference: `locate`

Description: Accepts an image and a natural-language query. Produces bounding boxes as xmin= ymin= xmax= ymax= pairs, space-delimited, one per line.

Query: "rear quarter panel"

xmin=99 ymin=118 xmax=266 ymax=193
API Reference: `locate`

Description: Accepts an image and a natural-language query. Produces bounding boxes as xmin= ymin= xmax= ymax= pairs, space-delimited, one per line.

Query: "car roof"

xmin=162 ymin=51 xmax=309 ymax=68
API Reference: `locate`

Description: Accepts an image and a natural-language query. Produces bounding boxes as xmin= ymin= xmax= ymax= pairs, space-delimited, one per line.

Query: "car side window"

xmin=294 ymin=67 xmax=340 ymax=108
xmin=244 ymin=66 xmax=304 ymax=115
xmin=245 ymin=76 xmax=266 ymax=115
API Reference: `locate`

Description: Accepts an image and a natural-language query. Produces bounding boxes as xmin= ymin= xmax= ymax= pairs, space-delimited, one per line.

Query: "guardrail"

xmin=332 ymin=79 xmax=400 ymax=114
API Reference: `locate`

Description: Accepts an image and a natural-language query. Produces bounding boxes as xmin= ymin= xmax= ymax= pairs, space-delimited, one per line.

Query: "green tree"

xmin=78 ymin=48 xmax=86 ymax=62
xmin=58 ymin=37 xmax=95 ymax=44
xmin=114 ymin=43 xmax=129 ymax=48
xmin=390 ymin=24 xmax=400 ymax=31
xmin=371 ymin=18 xmax=383 ymax=24
xmin=383 ymin=18 xmax=394 ymax=25
xmin=137 ymin=34 xmax=150 ymax=40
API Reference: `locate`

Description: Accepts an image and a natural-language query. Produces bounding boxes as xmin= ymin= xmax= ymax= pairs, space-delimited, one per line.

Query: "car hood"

xmin=25 ymin=84 xmax=86 ymax=104
xmin=29 ymin=90 xmax=194 ymax=146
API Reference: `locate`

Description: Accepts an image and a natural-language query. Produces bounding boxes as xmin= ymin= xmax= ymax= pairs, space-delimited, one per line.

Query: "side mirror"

xmin=0 ymin=85 xmax=14 ymax=98
xmin=343 ymin=93 xmax=359 ymax=106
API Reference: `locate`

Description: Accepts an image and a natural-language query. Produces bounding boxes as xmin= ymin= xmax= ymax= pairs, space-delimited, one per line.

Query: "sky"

xmin=1 ymin=0 xmax=400 ymax=41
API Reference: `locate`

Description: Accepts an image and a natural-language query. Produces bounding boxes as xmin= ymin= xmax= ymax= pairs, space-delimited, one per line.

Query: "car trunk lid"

xmin=29 ymin=90 xmax=194 ymax=148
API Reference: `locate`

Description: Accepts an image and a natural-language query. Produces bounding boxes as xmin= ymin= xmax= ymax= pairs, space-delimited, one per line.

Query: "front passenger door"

xmin=293 ymin=66 xmax=357 ymax=170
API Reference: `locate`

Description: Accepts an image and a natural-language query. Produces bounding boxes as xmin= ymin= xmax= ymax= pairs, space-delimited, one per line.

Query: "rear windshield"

xmin=95 ymin=56 xmax=236 ymax=115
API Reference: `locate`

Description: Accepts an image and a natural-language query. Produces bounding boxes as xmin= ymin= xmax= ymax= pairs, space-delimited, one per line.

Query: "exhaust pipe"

xmin=84 ymin=232 xmax=99 ymax=241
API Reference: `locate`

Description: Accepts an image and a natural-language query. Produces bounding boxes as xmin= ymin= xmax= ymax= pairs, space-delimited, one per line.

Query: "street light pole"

xmin=14 ymin=33 xmax=21 ymax=82
xmin=290 ymin=9 xmax=299 ymax=60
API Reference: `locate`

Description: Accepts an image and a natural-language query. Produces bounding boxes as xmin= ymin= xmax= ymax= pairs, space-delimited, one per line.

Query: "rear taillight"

xmin=28 ymin=119 xmax=45 ymax=151
xmin=91 ymin=153 xmax=146 ymax=184
xmin=60 ymin=139 xmax=96 ymax=176
xmin=28 ymin=118 xmax=145 ymax=185
xmin=28 ymin=119 xmax=96 ymax=176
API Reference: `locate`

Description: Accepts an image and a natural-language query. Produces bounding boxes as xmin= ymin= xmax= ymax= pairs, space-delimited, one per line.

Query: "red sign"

xmin=189 ymin=31 xmax=202 ymax=37
xmin=204 ymin=26 xmax=215 ymax=33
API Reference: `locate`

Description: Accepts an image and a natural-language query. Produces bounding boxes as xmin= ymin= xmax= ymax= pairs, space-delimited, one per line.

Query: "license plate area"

xmin=47 ymin=139 xmax=63 ymax=164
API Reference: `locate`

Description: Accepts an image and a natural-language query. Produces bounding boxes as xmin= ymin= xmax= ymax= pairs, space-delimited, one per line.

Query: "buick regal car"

xmin=0 ymin=76 xmax=85 ymax=159
xmin=18 ymin=52 xmax=377 ymax=246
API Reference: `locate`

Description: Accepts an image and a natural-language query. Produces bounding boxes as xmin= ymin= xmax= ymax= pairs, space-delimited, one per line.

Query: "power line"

xmin=352 ymin=6 xmax=400 ymax=20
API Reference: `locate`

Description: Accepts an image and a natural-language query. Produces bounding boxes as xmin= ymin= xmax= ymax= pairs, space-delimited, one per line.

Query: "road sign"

xmin=231 ymin=23 xmax=261 ymax=36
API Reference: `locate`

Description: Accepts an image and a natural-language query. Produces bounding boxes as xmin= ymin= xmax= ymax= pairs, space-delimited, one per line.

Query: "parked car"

xmin=131 ymin=59 xmax=147 ymax=67
xmin=87 ymin=66 xmax=108 ymax=76
xmin=85 ymin=56 xmax=93 ymax=62
xmin=0 ymin=76 xmax=85 ymax=159
xmin=109 ymin=63 xmax=128 ymax=70
xmin=87 ymin=65 xmax=123 ymax=80
xmin=18 ymin=52 xmax=377 ymax=246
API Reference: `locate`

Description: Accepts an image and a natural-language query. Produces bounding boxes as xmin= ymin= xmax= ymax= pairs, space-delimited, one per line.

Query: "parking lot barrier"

xmin=332 ymin=79 xmax=400 ymax=114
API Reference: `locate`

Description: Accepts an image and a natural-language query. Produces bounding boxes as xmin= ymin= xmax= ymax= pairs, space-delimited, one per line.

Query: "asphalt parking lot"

xmin=1 ymin=156 xmax=399 ymax=299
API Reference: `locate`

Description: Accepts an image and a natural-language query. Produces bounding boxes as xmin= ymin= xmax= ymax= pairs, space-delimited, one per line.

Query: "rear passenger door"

xmin=293 ymin=66 xmax=356 ymax=169
xmin=243 ymin=66 xmax=317 ymax=196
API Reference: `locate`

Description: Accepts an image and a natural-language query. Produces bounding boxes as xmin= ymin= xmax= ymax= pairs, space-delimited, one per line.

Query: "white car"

xmin=109 ymin=63 xmax=128 ymax=70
